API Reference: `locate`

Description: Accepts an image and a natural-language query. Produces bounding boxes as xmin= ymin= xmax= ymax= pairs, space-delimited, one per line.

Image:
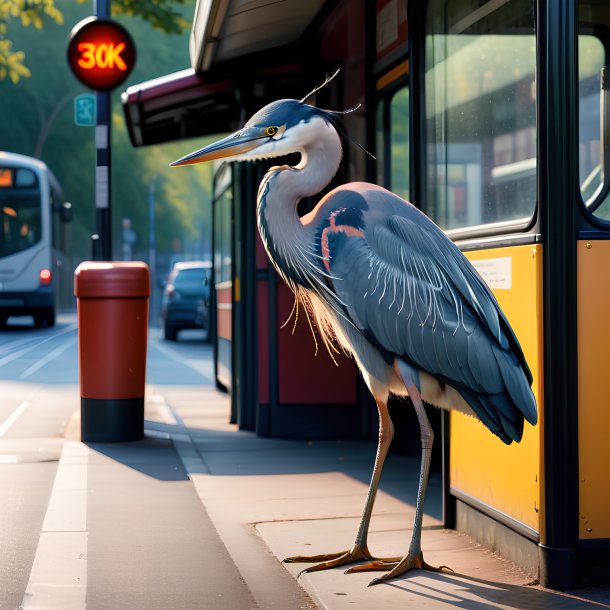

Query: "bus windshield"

xmin=0 ymin=167 xmax=42 ymax=257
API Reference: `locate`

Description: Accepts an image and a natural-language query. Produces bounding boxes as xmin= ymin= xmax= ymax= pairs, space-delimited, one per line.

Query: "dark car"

xmin=161 ymin=261 xmax=211 ymax=341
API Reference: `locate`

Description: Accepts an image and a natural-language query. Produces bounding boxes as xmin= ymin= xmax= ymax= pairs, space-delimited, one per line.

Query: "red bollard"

xmin=74 ymin=261 xmax=150 ymax=442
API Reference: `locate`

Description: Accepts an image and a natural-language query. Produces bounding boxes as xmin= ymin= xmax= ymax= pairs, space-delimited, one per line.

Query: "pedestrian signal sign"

xmin=67 ymin=17 xmax=136 ymax=91
xmin=74 ymin=94 xmax=97 ymax=126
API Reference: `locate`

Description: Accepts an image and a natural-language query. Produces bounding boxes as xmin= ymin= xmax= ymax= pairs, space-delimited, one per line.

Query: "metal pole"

xmin=148 ymin=179 xmax=156 ymax=279
xmin=148 ymin=179 xmax=156 ymax=324
xmin=537 ymin=0 xmax=579 ymax=589
xmin=95 ymin=0 xmax=111 ymax=260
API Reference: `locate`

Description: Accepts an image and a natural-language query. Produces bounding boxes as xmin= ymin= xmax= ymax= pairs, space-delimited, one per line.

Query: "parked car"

xmin=161 ymin=261 xmax=211 ymax=341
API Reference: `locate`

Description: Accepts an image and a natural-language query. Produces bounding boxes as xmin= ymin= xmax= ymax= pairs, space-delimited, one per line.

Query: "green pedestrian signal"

xmin=74 ymin=94 xmax=97 ymax=126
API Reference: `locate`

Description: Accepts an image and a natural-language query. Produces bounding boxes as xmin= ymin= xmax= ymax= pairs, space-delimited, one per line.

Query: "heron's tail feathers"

xmin=458 ymin=387 xmax=523 ymax=444
xmin=458 ymin=353 xmax=537 ymax=445
xmin=492 ymin=345 xmax=538 ymax=427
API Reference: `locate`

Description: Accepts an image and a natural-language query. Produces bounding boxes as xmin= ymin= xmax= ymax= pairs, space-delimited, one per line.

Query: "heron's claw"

xmin=362 ymin=551 xmax=452 ymax=586
xmin=283 ymin=551 xmax=350 ymax=564
xmin=283 ymin=545 xmax=400 ymax=576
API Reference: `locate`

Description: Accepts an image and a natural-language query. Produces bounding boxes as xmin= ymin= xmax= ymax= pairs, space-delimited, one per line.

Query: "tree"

xmin=0 ymin=0 xmax=191 ymax=83
xmin=0 ymin=0 xmax=63 ymax=83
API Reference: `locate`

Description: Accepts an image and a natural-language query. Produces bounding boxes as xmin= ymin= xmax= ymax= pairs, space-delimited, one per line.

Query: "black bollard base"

xmin=81 ymin=397 xmax=144 ymax=442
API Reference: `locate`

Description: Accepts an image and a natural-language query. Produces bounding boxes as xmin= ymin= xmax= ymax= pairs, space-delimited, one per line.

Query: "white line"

xmin=0 ymin=401 xmax=30 ymax=438
xmin=0 ymin=323 xmax=77 ymax=356
xmin=0 ymin=324 xmax=77 ymax=368
xmin=22 ymin=441 xmax=89 ymax=609
xmin=19 ymin=336 xmax=77 ymax=379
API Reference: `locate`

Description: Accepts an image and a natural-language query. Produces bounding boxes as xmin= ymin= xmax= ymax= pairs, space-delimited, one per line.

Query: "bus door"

xmin=211 ymin=146 xmax=366 ymax=438
xmin=410 ymin=0 xmax=610 ymax=588
xmin=211 ymin=161 xmax=258 ymax=428
xmin=212 ymin=163 xmax=234 ymax=399
xmin=411 ymin=0 xmax=541 ymax=575
xmin=575 ymin=1 xmax=610 ymax=586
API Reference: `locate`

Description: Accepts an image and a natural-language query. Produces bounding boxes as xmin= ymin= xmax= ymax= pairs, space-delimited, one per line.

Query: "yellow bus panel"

xmin=577 ymin=240 xmax=610 ymax=540
xmin=451 ymin=244 xmax=543 ymax=532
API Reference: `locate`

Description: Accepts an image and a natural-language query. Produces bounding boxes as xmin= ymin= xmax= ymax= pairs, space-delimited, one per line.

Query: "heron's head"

xmin=170 ymin=99 xmax=336 ymax=167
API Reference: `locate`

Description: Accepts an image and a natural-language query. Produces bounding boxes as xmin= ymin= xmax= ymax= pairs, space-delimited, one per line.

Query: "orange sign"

xmin=0 ymin=169 xmax=13 ymax=188
xmin=68 ymin=17 xmax=136 ymax=91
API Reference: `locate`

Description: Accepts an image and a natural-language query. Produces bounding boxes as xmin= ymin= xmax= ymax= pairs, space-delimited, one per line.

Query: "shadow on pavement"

xmin=120 ymin=417 xmax=444 ymax=522
xmin=382 ymin=571 xmax=610 ymax=609
xmin=86 ymin=435 xmax=189 ymax=483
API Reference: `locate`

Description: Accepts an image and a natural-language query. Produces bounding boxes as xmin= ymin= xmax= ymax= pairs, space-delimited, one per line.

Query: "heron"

xmin=171 ymin=80 xmax=538 ymax=586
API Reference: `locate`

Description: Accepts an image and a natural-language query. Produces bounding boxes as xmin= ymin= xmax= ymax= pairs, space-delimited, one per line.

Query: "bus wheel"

xmin=34 ymin=309 xmax=55 ymax=328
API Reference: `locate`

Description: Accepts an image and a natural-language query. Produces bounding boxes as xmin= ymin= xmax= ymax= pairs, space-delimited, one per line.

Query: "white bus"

xmin=0 ymin=152 xmax=71 ymax=328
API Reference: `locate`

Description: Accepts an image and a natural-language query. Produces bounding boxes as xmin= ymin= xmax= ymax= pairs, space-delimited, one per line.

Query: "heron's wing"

xmin=323 ymin=204 xmax=536 ymax=441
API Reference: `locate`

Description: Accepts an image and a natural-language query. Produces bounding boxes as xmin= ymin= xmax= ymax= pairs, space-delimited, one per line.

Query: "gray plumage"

xmin=317 ymin=184 xmax=537 ymax=444
xmin=171 ymin=93 xmax=538 ymax=585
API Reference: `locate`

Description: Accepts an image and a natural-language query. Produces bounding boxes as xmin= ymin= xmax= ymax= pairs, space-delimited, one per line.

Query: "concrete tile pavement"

xmin=150 ymin=384 xmax=610 ymax=610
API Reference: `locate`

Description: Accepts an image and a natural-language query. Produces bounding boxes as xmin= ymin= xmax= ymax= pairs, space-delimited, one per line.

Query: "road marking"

xmin=19 ymin=336 xmax=77 ymax=379
xmin=0 ymin=400 xmax=31 ymax=438
xmin=0 ymin=322 xmax=77 ymax=355
xmin=22 ymin=441 xmax=89 ymax=609
xmin=0 ymin=324 xmax=77 ymax=368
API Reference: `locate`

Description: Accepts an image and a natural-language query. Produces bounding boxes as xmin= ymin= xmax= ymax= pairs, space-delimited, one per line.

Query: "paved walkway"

xmin=140 ymin=383 xmax=610 ymax=610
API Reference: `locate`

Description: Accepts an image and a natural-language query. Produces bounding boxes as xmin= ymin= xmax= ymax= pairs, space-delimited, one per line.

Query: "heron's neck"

xmin=257 ymin=123 xmax=342 ymax=283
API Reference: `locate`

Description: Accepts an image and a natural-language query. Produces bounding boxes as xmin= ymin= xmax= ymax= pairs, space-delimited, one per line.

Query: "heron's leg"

xmin=283 ymin=395 xmax=401 ymax=572
xmin=347 ymin=382 xmax=450 ymax=585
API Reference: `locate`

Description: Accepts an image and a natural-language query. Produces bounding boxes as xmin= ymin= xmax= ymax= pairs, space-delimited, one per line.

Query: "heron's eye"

xmin=266 ymin=126 xmax=278 ymax=137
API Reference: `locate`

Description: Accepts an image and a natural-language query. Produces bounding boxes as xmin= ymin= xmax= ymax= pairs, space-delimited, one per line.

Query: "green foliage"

xmin=0 ymin=0 xmax=63 ymax=83
xmin=0 ymin=0 xmax=214 ymax=275
xmin=0 ymin=0 xmax=190 ymax=83
xmin=106 ymin=0 xmax=191 ymax=34
xmin=0 ymin=38 xmax=31 ymax=82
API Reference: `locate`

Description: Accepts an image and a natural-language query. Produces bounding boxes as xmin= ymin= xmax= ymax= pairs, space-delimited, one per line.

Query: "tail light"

xmin=39 ymin=269 xmax=52 ymax=285
xmin=167 ymin=286 xmax=181 ymax=301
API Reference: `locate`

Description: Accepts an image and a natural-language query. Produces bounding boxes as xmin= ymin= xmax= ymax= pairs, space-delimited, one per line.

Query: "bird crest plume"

xmin=300 ymin=69 xmax=375 ymax=161
xmin=299 ymin=67 xmax=341 ymax=103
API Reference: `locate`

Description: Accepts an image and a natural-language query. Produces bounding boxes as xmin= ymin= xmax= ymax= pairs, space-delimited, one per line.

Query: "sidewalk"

xmin=141 ymin=383 xmax=610 ymax=610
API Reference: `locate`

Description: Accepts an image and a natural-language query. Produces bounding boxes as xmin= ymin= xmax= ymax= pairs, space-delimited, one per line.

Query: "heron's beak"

xmin=170 ymin=127 xmax=270 ymax=167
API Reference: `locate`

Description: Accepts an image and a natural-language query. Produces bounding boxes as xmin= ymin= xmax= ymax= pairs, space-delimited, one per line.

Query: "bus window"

xmin=423 ymin=0 xmax=536 ymax=234
xmin=390 ymin=87 xmax=409 ymax=201
xmin=15 ymin=168 xmax=37 ymax=187
xmin=376 ymin=85 xmax=409 ymax=200
xmin=579 ymin=3 xmax=610 ymax=222
xmin=376 ymin=102 xmax=385 ymax=188
xmin=0 ymin=166 xmax=42 ymax=257
xmin=216 ymin=190 xmax=232 ymax=284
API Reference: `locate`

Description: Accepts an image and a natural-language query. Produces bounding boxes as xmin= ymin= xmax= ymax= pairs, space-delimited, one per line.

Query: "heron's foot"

xmin=283 ymin=544 xmax=401 ymax=576
xmin=344 ymin=551 xmax=452 ymax=586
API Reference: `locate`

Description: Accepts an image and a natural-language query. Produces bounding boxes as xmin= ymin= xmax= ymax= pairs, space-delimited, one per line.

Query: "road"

xmin=3 ymin=317 xmax=608 ymax=610
xmin=0 ymin=317 xmax=78 ymax=609
xmin=0 ymin=315 xmax=262 ymax=610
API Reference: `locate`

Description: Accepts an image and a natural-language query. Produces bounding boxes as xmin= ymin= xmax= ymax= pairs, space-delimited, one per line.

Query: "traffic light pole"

xmin=94 ymin=0 xmax=111 ymax=260
xmin=68 ymin=1 xmax=135 ymax=260
xmin=95 ymin=91 xmax=111 ymax=260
